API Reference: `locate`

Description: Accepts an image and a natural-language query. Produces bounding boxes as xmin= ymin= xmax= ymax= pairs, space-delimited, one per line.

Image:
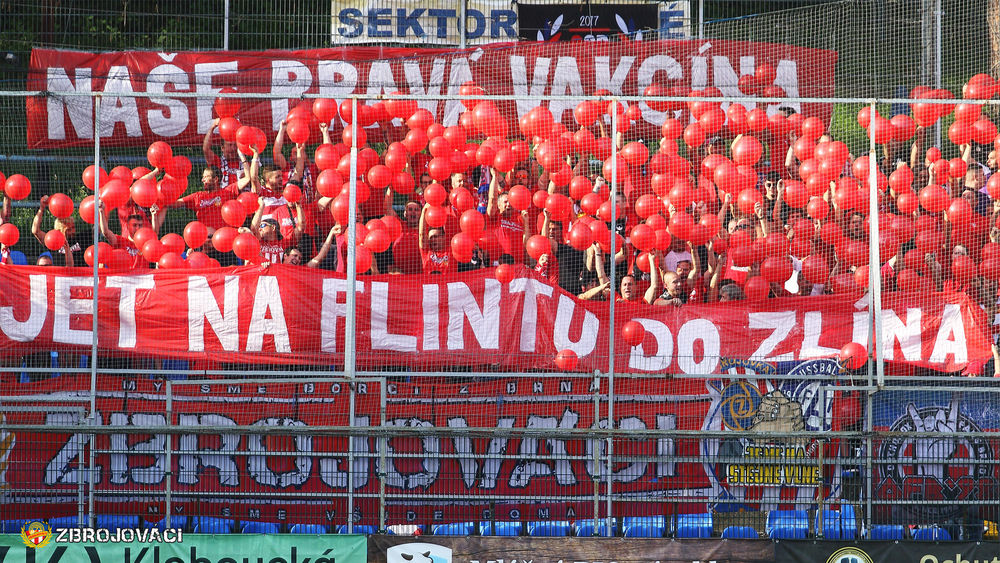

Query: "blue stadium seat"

xmin=527 ymin=521 xmax=570 ymax=537
xmin=766 ymin=510 xmax=809 ymax=539
xmin=676 ymin=513 xmax=712 ymax=538
xmin=722 ymin=525 xmax=759 ymax=539
xmin=870 ymin=524 xmax=905 ymax=540
xmin=96 ymin=515 xmax=139 ymax=531
xmin=241 ymin=521 xmax=280 ymax=534
xmin=432 ymin=522 xmax=474 ymax=536
xmin=8 ymin=251 xmax=27 ymax=265
xmin=912 ymin=526 xmax=951 ymax=541
xmin=161 ymin=359 xmax=189 ymax=380
xmin=335 ymin=525 xmax=376 ymax=534
xmin=49 ymin=516 xmax=81 ymax=529
xmin=289 ymin=524 xmax=328 ymax=534
xmin=192 ymin=517 xmax=234 ymax=533
xmin=816 ymin=509 xmax=841 ymax=539
xmin=573 ymin=518 xmax=615 ymax=537
xmin=149 ymin=516 xmax=187 ymax=531
xmin=1 ymin=520 xmax=29 ymax=533
xmin=622 ymin=516 xmax=666 ymax=538
xmin=479 ymin=521 xmax=521 ymax=536
xmin=840 ymin=505 xmax=857 ymax=540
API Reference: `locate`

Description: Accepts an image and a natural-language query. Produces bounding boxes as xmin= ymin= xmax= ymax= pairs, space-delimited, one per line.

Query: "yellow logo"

xmin=827 ymin=546 xmax=873 ymax=563
xmin=20 ymin=521 xmax=52 ymax=549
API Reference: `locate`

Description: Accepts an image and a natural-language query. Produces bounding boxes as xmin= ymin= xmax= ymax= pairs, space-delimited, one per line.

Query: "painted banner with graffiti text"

xmin=0 ymin=266 xmax=989 ymax=374
xmin=27 ymin=39 xmax=837 ymax=149
xmin=2 ymin=360 xmax=998 ymax=525
xmin=0 ymin=367 xmax=844 ymax=525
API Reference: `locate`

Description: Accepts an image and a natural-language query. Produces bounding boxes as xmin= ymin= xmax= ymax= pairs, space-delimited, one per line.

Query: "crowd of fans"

xmin=1 ymin=80 xmax=1000 ymax=372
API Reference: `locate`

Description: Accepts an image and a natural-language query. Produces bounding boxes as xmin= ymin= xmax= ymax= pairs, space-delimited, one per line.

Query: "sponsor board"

xmin=777 ymin=540 xmax=1000 ymax=563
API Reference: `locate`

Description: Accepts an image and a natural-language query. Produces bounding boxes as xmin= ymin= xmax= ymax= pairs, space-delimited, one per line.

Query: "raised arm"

xmin=203 ymin=118 xmax=220 ymax=164
xmin=291 ymin=202 xmax=305 ymax=243
xmin=31 ymin=196 xmax=49 ymax=244
xmin=250 ymin=196 xmax=265 ymax=235
xmin=486 ymin=166 xmax=501 ymax=218
xmin=307 ymin=224 xmax=341 ymax=268
xmin=418 ymin=203 xmax=430 ymax=250
xmin=98 ymin=203 xmax=120 ymax=247
xmin=272 ymin=119 xmax=289 ymax=171
xmin=644 ymin=249 xmax=662 ymax=304
xmin=150 ymin=204 xmax=165 ymax=234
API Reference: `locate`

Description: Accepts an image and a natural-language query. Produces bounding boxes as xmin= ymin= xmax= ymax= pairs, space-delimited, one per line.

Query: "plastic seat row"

xmin=0 ymin=516 xmax=353 ymax=535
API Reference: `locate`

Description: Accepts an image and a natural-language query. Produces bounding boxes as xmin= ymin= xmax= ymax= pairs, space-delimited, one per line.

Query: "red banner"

xmin=27 ymin=40 xmax=837 ymax=149
xmin=0 ymin=265 xmax=990 ymax=373
xmin=0 ymin=373 xmax=798 ymax=525
xmin=0 ymin=266 xmax=990 ymax=374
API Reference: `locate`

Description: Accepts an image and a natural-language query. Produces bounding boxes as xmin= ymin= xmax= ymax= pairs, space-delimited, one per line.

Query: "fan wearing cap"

xmin=250 ymin=196 xmax=304 ymax=265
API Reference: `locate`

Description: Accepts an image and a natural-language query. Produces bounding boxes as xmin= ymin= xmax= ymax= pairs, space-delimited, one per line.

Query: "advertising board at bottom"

xmin=777 ymin=540 xmax=1000 ymax=563
xmin=0 ymin=532 xmax=366 ymax=563
xmin=369 ymin=535 xmax=776 ymax=563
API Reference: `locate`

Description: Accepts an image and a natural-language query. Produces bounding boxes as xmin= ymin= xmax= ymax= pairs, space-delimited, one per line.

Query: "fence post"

xmin=88 ymin=94 xmax=102 ymax=529
xmin=345 ymin=97 xmax=359 ymax=533
xmin=165 ymin=381 xmax=173 ymax=528
xmin=378 ymin=380 xmax=387 ymax=532
xmin=864 ymin=388 xmax=874 ymax=537
xmin=866 ymin=99 xmax=884 ymax=388
xmin=223 ymin=0 xmax=230 ymax=50
xmin=605 ymin=97 xmax=618 ymax=526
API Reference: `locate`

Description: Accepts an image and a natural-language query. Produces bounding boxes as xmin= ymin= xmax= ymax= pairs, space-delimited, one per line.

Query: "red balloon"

xmin=737 ymin=188 xmax=763 ymax=216
xmin=100 ymin=180 xmax=130 ymax=210
xmin=459 ymin=209 xmax=485 ymax=239
xmin=4 ymin=174 xmax=31 ymax=200
xmin=801 ymin=255 xmax=830 ymax=285
xmin=953 ymin=255 xmax=976 ymax=284
xmin=621 ymin=321 xmax=646 ymax=347
xmin=732 ymin=136 xmax=763 ymax=166
xmin=220 ymin=200 xmax=247 ymax=228
xmin=554 ymin=349 xmax=578 ymax=371
xmin=683 ymin=123 xmax=705 ymax=147
xmin=744 ymin=276 xmax=770 ymax=300
xmin=82 ymin=166 xmax=108 ymax=191
xmin=147 ymin=141 xmax=173 ymax=169
xmin=423 ymin=182 xmax=447 ymax=207
xmin=450 ymin=232 xmax=476 ymax=263
xmin=761 ymin=256 xmax=793 ymax=283
xmin=183 ymin=221 xmax=208 ymax=249
xmin=161 ymin=233 xmax=186 ymax=256
xmin=800 ymin=116 xmax=825 ymax=140
xmin=0 ymin=223 xmax=18 ymax=246
xmin=129 ymin=178 xmax=157 ymax=207
xmin=282 ymin=184 xmax=302 ymax=204
xmin=918 ymin=185 xmax=949 ymax=213
xmin=526 ymin=234 xmax=550 ymax=261
xmin=364 ymin=228 xmax=392 ymax=254
xmin=47 ymin=193 xmax=74 ymax=218
xmin=508 ymin=185 xmax=531 ymax=211
xmin=212 ymin=226 xmax=237 ymax=253
xmin=141 ymin=239 xmax=165 ymax=263
xmin=946 ymin=197 xmax=973 ymax=224
xmin=495 ymin=264 xmax=515 ymax=284
xmin=214 ymin=90 xmax=240 ymax=118
xmin=424 ymin=206 xmax=447 ymax=228
xmin=157 ymin=252 xmax=187 ymax=270
xmin=839 ymin=342 xmax=868 ymax=370
xmin=232 ymin=232 xmax=261 ymax=262
xmin=568 ymin=224 xmax=593 ymax=250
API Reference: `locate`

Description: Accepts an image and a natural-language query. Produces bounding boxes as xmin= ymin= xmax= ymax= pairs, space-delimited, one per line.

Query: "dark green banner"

xmin=0 ymin=533 xmax=365 ymax=563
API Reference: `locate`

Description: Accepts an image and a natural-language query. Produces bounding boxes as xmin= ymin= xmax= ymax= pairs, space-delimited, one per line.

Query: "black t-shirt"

xmin=53 ymin=231 xmax=92 ymax=267
xmin=556 ymin=244 xmax=584 ymax=295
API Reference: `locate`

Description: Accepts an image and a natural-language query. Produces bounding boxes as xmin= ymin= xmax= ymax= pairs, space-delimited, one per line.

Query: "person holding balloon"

xmin=98 ymin=202 xmax=164 ymax=270
xmin=249 ymin=196 xmax=304 ymax=266
xmin=31 ymin=195 xmax=87 ymax=267
xmin=166 ymin=167 xmax=239 ymax=231
xmin=203 ymin=117 xmax=246 ymax=190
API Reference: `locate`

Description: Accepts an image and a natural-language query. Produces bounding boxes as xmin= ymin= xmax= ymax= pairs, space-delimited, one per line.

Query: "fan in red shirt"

xmin=391 ymin=201 xmax=423 ymax=274
xmin=486 ymin=167 xmax=527 ymax=263
xmin=249 ymin=197 xmax=304 ymax=266
xmin=98 ymin=202 xmax=164 ymax=270
xmin=418 ymin=204 xmax=453 ymax=274
xmin=167 ymin=167 xmax=238 ymax=231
